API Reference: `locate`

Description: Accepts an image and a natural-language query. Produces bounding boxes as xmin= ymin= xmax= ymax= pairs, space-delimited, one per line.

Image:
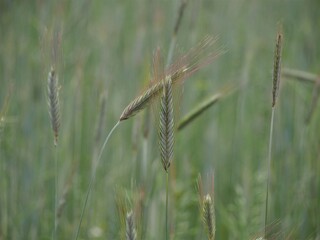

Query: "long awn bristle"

xmin=119 ymin=36 xmax=224 ymax=121
xmin=126 ymin=211 xmax=137 ymax=240
xmin=272 ymin=31 xmax=283 ymax=107
xmin=48 ymin=66 xmax=61 ymax=146
xmin=203 ymin=194 xmax=215 ymax=240
xmin=159 ymin=77 xmax=174 ymax=172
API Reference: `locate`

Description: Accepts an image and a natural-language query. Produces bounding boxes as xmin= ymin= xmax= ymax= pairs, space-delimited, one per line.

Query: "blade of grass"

xmin=282 ymin=68 xmax=318 ymax=84
xmin=177 ymin=84 xmax=236 ymax=130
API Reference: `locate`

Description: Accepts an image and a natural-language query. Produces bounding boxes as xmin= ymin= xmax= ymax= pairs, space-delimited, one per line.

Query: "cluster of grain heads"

xmin=126 ymin=211 xmax=137 ymax=240
xmin=202 ymin=194 xmax=215 ymax=240
xmin=159 ymin=77 xmax=174 ymax=171
xmin=47 ymin=66 xmax=61 ymax=146
xmin=119 ymin=36 xmax=223 ymax=122
xmin=77 ymin=37 xmax=222 ymax=239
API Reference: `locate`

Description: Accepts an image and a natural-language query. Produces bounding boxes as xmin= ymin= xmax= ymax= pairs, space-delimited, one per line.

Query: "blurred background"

xmin=0 ymin=0 xmax=319 ymax=239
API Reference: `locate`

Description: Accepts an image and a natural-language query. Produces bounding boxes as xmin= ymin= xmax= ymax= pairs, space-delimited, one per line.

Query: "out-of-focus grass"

xmin=0 ymin=0 xmax=319 ymax=239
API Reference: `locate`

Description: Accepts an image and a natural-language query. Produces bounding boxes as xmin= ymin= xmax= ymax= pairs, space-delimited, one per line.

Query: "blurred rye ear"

xmin=202 ymin=194 xmax=215 ymax=240
xmin=272 ymin=30 xmax=283 ymax=107
xmin=126 ymin=211 xmax=137 ymax=240
xmin=177 ymin=84 xmax=236 ymax=131
xmin=265 ymin=27 xmax=283 ymax=238
xmin=47 ymin=67 xmax=61 ymax=146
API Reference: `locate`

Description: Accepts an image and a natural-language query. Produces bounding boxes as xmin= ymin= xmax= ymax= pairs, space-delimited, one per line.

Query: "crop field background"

xmin=0 ymin=0 xmax=319 ymax=239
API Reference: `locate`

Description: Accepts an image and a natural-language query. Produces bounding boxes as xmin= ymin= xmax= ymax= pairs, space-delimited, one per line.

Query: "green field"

xmin=0 ymin=1 xmax=319 ymax=239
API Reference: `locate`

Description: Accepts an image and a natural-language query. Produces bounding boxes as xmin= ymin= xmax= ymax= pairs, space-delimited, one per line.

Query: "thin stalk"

xmin=142 ymin=139 xmax=148 ymax=182
xmin=265 ymin=107 xmax=275 ymax=238
xmin=166 ymin=37 xmax=176 ymax=68
xmin=74 ymin=121 xmax=120 ymax=240
xmin=166 ymin=0 xmax=187 ymax=67
xmin=165 ymin=172 xmax=169 ymax=240
xmin=305 ymin=80 xmax=320 ymax=124
xmin=52 ymin=150 xmax=58 ymax=240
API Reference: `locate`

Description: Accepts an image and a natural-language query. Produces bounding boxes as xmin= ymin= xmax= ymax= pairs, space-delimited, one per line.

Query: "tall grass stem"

xmin=265 ymin=107 xmax=275 ymax=237
xmin=166 ymin=172 xmax=169 ymax=240
xmin=166 ymin=0 xmax=187 ymax=66
xmin=75 ymin=121 xmax=120 ymax=240
xmin=53 ymin=150 xmax=58 ymax=240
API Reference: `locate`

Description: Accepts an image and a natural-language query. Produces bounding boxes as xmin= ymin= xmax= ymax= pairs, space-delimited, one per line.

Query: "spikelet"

xmin=47 ymin=66 xmax=60 ymax=146
xmin=120 ymin=81 xmax=163 ymax=121
xmin=119 ymin=36 xmax=223 ymax=121
xmin=159 ymin=77 xmax=174 ymax=172
xmin=126 ymin=211 xmax=136 ymax=240
xmin=202 ymin=194 xmax=215 ymax=240
xmin=272 ymin=30 xmax=283 ymax=107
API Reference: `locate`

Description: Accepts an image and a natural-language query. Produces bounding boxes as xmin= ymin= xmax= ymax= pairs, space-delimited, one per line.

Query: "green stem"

xmin=265 ymin=107 xmax=275 ymax=238
xmin=74 ymin=121 xmax=120 ymax=240
xmin=166 ymin=171 xmax=169 ymax=240
xmin=52 ymin=148 xmax=58 ymax=240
